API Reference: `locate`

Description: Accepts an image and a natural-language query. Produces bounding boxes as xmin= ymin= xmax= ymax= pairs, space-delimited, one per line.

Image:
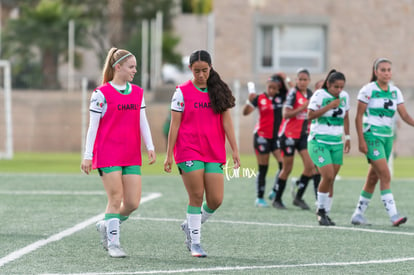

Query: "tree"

xmin=3 ymin=0 xmax=87 ymax=89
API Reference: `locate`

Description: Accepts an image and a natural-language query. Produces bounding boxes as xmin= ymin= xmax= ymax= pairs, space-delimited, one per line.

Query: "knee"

xmin=207 ymin=198 xmax=222 ymax=210
xmin=123 ymin=200 xmax=140 ymax=212
xmin=107 ymin=196 xmax=123 ymax=211
xmin=189 ymin=193 xmax=204 ymax=206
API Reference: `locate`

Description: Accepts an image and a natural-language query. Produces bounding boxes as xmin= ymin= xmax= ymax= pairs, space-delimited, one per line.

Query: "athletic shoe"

xmin=96 ymin=220 xmax=108 ymax=251
xmin=293 ymin=198 xmax=310 ymax=210
xmin=181 ymin=220 xmax=191 ymax=251
xmin=191 ymin=243 xmax=207 ymax=258
xmin=108 ymin=245 xmax=127 ymax=258
xmin=268 ymin=190 xmax=276 ymax=201
xmin=326 ymin=215 xmax=336 ymax=226
xmin=316 ymin=208 xmax=330 ymax=226
xmin=391 ymin=215 xmax=407 ymax=227
xmin=272 ymin=199 xmax=287 ymax=210
xmin=351 ymin=213 xmax=371 ymax=226
xmin=255 ymin=198 xmax=269 ymax=208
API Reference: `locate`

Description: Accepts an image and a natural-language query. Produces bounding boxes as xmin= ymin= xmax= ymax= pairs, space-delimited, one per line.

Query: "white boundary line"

xmin=0 ymin=190 xmax=106 ymax=195
xmin=0 ymin=192 xmax=162 ymax=268
xmin=132 ymin=216 xmax=414 ymax=236
xmin=42 ymin=257 xmax=414 ymax=275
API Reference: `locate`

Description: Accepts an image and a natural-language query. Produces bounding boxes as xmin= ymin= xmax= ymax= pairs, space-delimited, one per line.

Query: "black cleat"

xmin=317 ymin=208 xmax=330 ymax=226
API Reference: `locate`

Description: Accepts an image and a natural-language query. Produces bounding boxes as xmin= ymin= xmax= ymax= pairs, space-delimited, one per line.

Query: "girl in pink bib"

xmin=81 ymin=48 xmax=156 ymax=258
xmin=164 ymin=50 xmax=240 ymax=257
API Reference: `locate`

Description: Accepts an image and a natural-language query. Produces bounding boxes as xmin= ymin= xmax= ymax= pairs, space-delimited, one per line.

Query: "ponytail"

xmin=322 ymin=69 xmax=346 ymax=90
xmin=189 ymin=50 xmax=235 ymax=113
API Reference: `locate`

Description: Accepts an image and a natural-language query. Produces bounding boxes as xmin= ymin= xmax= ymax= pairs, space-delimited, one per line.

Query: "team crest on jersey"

xmin=318 ymin=156 xmax=325 ymax=164
xmin=373 ymin=149 xmax=380 ymax=157
xmin=391 ymin=91 xmax=397 ymax=99
xmin=185 ymin=161 xmax=194 ymax=167
xmin=340 ymin=98 xmax=346 ymax=106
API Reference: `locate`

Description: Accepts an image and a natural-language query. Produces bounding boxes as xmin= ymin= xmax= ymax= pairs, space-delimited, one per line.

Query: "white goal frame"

xmin=0 ymin=60 xmax=13 ymax=159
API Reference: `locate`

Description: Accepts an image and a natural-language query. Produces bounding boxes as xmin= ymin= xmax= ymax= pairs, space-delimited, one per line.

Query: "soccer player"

xmin=242 ymin=74 xmax=288 ymax=207
xmin=307 ymin=70 xmax=350 ymax=226
xmin=272 ymin=68 xmax=316 ymax=210
xmin=81 ymin=47 xmax=156 ymax=258
xmin=164 ymin=50 xmax=240 ymax=257
xmin=351 ymin=58 xmax=414 ymax=226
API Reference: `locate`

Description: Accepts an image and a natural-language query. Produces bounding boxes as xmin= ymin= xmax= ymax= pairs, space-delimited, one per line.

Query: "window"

xmin=257 ymin=24 xmax=327 ymax=73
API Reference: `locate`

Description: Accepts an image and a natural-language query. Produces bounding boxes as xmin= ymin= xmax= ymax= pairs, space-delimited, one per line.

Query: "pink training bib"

xmin=174 ymin=80 xmax=226 ymax=164
xmin=92 ymin=83 xmax=143 ymax=168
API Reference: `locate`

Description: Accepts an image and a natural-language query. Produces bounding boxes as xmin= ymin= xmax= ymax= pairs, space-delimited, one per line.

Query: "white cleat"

xmin=108 ymin=245 xmax=127 ymax=258
xmin=96 ymin=220 xmax=108 ymax=251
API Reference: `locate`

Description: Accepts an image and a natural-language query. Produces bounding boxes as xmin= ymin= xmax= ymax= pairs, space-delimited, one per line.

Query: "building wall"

xmin=3 ymin=90 xmax=414 ymax=157
xmin=213 ymin=0 xmax=414 ymax=88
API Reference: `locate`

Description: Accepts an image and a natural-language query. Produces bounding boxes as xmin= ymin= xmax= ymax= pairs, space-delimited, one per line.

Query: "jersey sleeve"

xmin=284 ymin=89 xmax=297 ymax=109
xmin=344 ymin=92 xmax=351 ymax=111
xmin=141 ymin=95 xmax=146 ymax=109
xmin=171 ymin=88 xmax=184 ymax=112
xmin=357 ymin=84 xmax=371 ymax=104
xmin=308 ymin=90 xmax=323 ymax=111
xmin=251 ymin=95 xmax=259 ymax=107
xmin=89 ymin=90 xmax=106 ymax=114
xmin=396 ymin=87 xmax=404 ymax=105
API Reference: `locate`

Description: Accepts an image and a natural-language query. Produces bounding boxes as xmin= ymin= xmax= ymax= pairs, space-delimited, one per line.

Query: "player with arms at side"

xmin=351 ymin=58 xmax=414 ymax=226
xmin=272 ymin=68 xmax=316 ymax=210
xmin=164 ymin=50 xmax=240 ymax=257
xmin=81 ymin=47 xmax=156 ymax=257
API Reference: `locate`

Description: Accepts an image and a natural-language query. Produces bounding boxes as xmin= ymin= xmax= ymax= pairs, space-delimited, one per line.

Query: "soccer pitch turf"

xmin=0 ymin=173 xmax=414 ymax=274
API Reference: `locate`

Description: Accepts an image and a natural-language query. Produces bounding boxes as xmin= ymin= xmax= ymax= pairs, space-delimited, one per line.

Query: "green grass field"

xmin=1 ymin=152 xmax=414 ymax=178
xmin=0 ymin=153 xmax=414 ymax=274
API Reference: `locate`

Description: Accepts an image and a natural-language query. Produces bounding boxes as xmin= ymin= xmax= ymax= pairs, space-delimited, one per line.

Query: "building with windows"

xmin=210 ymin=0 xmax=414 ymax=92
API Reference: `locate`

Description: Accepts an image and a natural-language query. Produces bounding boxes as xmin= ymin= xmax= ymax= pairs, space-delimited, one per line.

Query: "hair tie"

xmin=112 ymin=53 xmax=133 ymax=68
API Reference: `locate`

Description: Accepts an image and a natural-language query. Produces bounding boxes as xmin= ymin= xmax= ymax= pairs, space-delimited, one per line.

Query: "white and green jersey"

xmin=308 ymin=89 xmax=350 ymax=144
xmin=357 ymin=81 xmax=403 ymax=137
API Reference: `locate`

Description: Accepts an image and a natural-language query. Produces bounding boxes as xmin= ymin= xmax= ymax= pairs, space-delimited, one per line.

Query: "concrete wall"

xmin=2 ymin=89 xmax=414 ymax=156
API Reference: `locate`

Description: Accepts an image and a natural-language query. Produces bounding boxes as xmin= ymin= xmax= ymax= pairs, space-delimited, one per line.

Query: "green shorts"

xmin=308 ymin=139 xmax=343 ymax=167
xmin=364 ymin=131 xmax=394 ymax=161
xmin=98 ymin=165 xmax=141 ymax=176
xmin=177 ymin=160 xmax=223 ymax=174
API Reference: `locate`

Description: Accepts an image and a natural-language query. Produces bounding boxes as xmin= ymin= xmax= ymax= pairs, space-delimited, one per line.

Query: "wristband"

xmin=344 ymin=135 xmax=351 ymax=141
xmin=247 ymin=82 xmax=256 ymax=94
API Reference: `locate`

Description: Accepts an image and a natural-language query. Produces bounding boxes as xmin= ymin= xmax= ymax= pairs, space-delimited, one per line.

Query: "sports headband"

xmin=112 ymin=53 xmax=133 ymax=68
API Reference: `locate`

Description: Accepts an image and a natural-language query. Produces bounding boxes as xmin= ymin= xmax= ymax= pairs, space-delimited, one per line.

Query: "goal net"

xmin=0 ymin=60 xmax=13 ymax=159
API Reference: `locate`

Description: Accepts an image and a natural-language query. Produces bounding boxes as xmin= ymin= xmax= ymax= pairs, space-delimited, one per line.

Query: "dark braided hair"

xmin=189 ymin=50 xmax=235 ymax=114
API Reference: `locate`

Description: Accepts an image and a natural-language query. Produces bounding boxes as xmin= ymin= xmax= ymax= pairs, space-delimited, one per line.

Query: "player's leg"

xmin=268 ymin=138 xmax=282 ymax=200
xmin=254 ymin=134 xmax=271 ymax=207
xmin=292 ymin=148 xmax=314 ymax=210
xmin=100 ymin=168 xmax=126 ymax=257
xmin=179 ymin=161 xmax=207 ymax=257
xmin=119 ymin=166 xmax=142 ymax=223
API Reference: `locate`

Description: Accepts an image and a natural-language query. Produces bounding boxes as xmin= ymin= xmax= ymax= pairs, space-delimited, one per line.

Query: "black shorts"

xmin=253 ymin=133 xmax=280 ymax=154
xmin=279 ymin=134 xmax=308 ymax=156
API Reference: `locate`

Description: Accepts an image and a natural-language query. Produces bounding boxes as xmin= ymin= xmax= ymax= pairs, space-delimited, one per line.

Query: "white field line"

xmin=0 ymin=190 xmax=106 ymax=195
xmin=132 ymin=216 xmax=414 ymax=236
xmin=0 ymin=192 xmax=162 ymax=268
xmin=39 ymin=215 xmax=414 ymax=275
xmin=41 ymin=257 xmax=414 ymax=275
